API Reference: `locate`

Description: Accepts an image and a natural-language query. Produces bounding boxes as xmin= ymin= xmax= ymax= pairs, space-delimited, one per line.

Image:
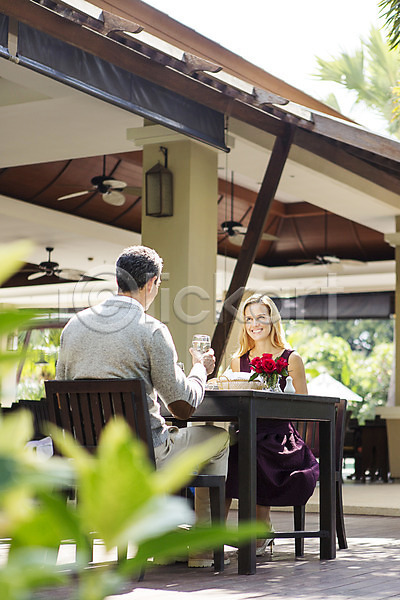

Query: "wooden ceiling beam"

xmin=212 ymin=124 xmax=296 ymax=371
xmin=344 ymin=144 xmax=400 ymax=176
xmin=294 ymin=129 xmax=400 ymax=196
xmin=283 ymin=203 xmax=328 ymax=218
xmin=309 ymin=112 xmax=400 ymax=164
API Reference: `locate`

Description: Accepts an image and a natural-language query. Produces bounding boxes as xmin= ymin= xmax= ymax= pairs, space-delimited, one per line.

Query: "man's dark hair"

xmin=116 ymin=245 xmax=163 ymax=293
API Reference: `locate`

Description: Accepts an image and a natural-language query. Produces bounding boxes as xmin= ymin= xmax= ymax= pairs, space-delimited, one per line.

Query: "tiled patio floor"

xmin=27 ymin=507 xmax=400 ymax=600
xmin=109 ymin=510 xmax=400 ymax=600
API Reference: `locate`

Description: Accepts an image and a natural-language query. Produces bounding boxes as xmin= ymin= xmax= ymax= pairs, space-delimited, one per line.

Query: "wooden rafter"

xmin=294 ymin=129 xmax=400 ymax=197
xmin=212 ymin=125 xmax=296 ymax=371
xmin=34 ymin=0 xmax=143 ymax=35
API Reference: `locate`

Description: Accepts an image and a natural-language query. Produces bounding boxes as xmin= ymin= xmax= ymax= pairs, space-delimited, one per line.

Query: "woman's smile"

xmin=245 ymin=303 xmax=272 ymax=340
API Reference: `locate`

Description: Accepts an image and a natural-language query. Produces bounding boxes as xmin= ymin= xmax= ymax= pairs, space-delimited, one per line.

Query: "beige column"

xmin=395 ymin=233 xmax=400 ymax=407
xmin=141 ymin=140 xmax=218 ymax=370
xmin=377 ymin=220 xmax=400 ymax=476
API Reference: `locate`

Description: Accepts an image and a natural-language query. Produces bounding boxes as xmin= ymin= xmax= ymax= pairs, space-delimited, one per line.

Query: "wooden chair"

xmin=45 ymin=378 xmax=153 ymax=460
xmin=44 ymin=379 xmax=225 ymax=571
xmin=5 ymin=398 xmax=50 ymax=440
xmin=292 ymin=398 xmax=348 ymax=557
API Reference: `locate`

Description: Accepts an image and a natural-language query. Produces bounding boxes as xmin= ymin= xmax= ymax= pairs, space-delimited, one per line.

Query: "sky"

xmin=142 ymin=0 xmax=388 ymax=133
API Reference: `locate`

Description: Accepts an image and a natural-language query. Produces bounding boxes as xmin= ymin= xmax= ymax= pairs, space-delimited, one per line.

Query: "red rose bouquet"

xmin=249 ymin=353 xmax=289 ymax=389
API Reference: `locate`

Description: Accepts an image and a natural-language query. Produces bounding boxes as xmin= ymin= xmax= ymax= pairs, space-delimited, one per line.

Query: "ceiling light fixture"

xmin=145 ymin=146 xmax=173 ymax=217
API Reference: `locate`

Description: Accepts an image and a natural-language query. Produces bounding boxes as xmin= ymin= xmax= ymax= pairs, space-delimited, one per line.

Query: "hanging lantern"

xmin=145 ymin=146 xmax=173 ymax=217
xmin=35 ymin=352 xmax=48 ymax=366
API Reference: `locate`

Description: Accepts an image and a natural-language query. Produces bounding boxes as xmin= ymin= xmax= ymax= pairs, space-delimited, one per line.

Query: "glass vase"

xmin=261 ymin=375 xmax=282 ymax=393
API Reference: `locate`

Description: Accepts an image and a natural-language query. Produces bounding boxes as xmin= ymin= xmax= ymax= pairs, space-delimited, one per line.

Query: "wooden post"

xmin=395 ymin=215 xmax=400 ymax=407
xmin=212 ymin=124 xmax=296 ymax=371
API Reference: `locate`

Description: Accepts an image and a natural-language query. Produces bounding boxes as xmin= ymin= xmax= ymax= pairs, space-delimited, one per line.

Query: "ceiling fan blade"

xmin=57 ymin=269 xmax=86 ymax=281
xmin=27 ymin=271 xmax=46 ymax=280
xmin=319 ymin=255 xmax=341 ymax=264
xmin=227 ymin=232 xmax=279 ymax=246
xmin=227 ymin=233 xmax=245 ymax=247
xmin=231 ymin=225 xmax=247 ymax=235
xmin=124 ymin=185 xmax=142 ymax=196
xmin=102 ymin=190 xmax=126 ymax=206
xmin=261 ymin=233 xmax=279 ymax=242
xmin=57 ymin=190 xmax=92 ymax=201
xmin=102 ymin=179 xmax=127 ymax=190
xmin=340 ymin=259 xmax=367 ymax=266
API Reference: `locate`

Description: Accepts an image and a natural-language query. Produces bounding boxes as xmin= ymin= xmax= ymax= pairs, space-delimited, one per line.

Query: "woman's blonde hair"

xmin=233 ymin=294 xmax=287 ymax=358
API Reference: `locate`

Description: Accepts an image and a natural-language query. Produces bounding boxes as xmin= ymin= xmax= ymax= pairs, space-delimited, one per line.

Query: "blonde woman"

xmin=225 ymin=294 xmax=319 ymax=555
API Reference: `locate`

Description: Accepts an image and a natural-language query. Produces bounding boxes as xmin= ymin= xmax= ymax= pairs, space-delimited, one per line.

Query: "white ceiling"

xmin=0 ymin=58 xmax=144 ymax=168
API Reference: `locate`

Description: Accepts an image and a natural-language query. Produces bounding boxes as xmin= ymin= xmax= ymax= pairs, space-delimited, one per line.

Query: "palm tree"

xmin=379 ymin=0 xmax=400 ymax=49
xmin=314 ymin=26 xmax=400 ymax=138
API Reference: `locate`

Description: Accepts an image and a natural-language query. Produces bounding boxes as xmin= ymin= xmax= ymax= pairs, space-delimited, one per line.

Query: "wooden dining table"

xmin=180 ymin=388 xmax=338 ymax=575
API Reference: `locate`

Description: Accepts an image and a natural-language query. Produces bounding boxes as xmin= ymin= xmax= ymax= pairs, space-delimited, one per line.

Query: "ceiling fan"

xmin=57 ymin=156 xmax=142 ymax=206
xmin=218 ymin=173 xmax=279 ymax=246
xmin=290 ymin=255 xmax=367 ymax=267
xmin=26 ymin=247 xmax=87 ymax=281
xmin=288 ymin=212 xmax=368 ymax=268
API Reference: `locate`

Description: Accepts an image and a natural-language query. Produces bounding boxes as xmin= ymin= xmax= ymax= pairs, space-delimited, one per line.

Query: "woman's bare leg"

xmin=225 ymin=498 xmax=232 ymax=521
xmin=256 ymin=504 xmax=271 ymax=547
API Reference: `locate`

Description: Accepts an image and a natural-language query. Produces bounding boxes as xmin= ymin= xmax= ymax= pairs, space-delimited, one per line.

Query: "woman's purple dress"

xmin=225 ymin=350 xmax=319 ymax=506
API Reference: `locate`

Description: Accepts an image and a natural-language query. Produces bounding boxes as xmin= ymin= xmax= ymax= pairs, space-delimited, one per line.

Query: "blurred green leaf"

xmin=153 ymin=430 xmax=228 ymax=495
xmin=121 ymin=521 xmax=266 ymax=576
xmin=9 ymin=492 xmax=90 ymax=562
xmin=0 ymin=411 xmax=33 ymax=456
xmin=0 ymin=311 xmax=36 ymax=338
xmin=0 ymin=547 xmax=66 ymax=600
xmin=114 ymin=495 xmax=195 ymax=548
xmin=0 ymin=241 xmax=34 ymax=286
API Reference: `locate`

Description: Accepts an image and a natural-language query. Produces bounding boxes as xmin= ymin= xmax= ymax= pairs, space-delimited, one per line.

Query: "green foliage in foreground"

xmin=0 ymin=413 xmax=264 ymax=600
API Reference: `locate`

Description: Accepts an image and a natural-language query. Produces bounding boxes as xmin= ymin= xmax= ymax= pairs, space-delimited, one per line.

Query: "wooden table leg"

xmin=237 ymin=398 xmax=257 ymax=574
xmin=319 ymin=416 xmax=336 ymax=560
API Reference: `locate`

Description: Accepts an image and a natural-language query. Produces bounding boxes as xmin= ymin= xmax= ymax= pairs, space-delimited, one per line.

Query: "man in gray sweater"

xmin=57 ymin=245 xmax=229 ymax=567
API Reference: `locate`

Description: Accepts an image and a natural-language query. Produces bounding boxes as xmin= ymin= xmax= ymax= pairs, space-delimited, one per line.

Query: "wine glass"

xmin=191 ymin=334 xmax=211 ymax=354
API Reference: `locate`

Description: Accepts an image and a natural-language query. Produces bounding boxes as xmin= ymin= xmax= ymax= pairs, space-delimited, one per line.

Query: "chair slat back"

xmin=334 ymin=398 xmax=347 ymax=472
xmin=6 ymin=399 xmax=50 ymax=440
xmin=45 ymin=379 xmax=154 ymax=463
xmin=294 ymin=398 xmax=347 ymax=472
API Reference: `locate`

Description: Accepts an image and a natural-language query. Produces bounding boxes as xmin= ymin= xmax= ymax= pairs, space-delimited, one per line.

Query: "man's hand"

xmin=189 ymin=347 xmax=216 ymax=375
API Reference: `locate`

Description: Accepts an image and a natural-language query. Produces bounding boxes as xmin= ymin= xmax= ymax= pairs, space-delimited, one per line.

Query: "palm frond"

xmin=379 ymin=0 xmax=400 ymax=50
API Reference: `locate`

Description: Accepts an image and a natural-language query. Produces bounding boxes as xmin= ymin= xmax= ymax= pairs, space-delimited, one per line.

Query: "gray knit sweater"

xmin=56 ymin=296 xmax=207 ymax=447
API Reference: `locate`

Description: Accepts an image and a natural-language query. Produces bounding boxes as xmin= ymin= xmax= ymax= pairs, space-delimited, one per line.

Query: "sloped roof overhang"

xmin=3 ymin=0 xmax=400 ymax=198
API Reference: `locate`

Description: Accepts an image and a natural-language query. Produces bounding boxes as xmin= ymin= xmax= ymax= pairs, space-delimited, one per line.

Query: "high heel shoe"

xmin=256 ymin=537 xmax=274 ymax=556
xmin=256 ymin=524 xmax=275 ymax=557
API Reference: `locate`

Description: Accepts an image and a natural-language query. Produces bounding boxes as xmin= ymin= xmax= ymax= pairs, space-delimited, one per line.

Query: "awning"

xmin=0 ymin=13 xmax=228 ymax=152
xmin=275 ymin=292 xmax=394 ymax=320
